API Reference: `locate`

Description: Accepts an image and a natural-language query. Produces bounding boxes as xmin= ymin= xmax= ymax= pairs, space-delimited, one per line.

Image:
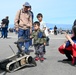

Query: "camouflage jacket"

xmin=31 ymin=29 xmax=46 ymax=45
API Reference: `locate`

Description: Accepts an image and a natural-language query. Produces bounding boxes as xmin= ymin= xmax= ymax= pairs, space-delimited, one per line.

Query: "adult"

xmin=58 ymin=20 xmax=76 ymax=65
xmin=1 ymin=16 xmax=9 ymax=38
xmin=14 ymin=2 xmax=32 ymax=55
xmin=54 ymin=25 xmax=57 ymax=35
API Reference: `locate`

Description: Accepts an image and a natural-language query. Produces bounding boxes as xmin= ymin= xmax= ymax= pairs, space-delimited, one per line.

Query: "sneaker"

xmin=40 ymin=57 xmax=44 ymax=61
xmin=35 ymin=57 xmax=39 ymax=61
xmin=72 ymin=57 xmax=76 ymax=66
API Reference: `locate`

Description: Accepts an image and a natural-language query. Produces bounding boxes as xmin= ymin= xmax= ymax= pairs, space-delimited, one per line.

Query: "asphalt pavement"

xmin=0 ymin=33 xmax=76 ymax=75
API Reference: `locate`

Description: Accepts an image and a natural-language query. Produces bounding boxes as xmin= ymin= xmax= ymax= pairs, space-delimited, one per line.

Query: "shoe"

xmin=35 ymin=57 xmax=39 ymax=61
xmin=72 ymin=57 xmax=76 ymax=66
xmin=63 ymin=59 xmax=72 ymax=61
xmin=40 ymin=57 xmax=44 ymax=61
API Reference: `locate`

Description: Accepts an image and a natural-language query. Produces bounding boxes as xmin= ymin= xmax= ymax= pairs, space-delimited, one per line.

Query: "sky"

xmin=0 ymin=0 xmax=76 ymax=25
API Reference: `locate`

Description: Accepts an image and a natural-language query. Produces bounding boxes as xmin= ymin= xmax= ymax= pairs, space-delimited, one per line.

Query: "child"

xmin=30 ymin=21 xmax=46 ymax=61
xmin=37 ymin=13 xmax=46 ymax=30
xmin=58 ymin=26 xmax=76 ymax=65
xmin=37 ymin=13 xmax=49 ymax=53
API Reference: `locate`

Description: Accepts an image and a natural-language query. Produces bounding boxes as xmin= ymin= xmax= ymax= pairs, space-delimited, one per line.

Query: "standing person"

xmin=1 ymin=16 xmax=9 ymax=38
xmin=37 ymin=13 xmax=49 ymax=54
xmin=28 ymin=6 xmax=34 ymax=47
xmin=30 ymin=21 xmax=46 ymax=61
xmin=14 ymin=2 xmax=32 ymax=55
xmin=54 ymin=25 xmax=57 ymax=35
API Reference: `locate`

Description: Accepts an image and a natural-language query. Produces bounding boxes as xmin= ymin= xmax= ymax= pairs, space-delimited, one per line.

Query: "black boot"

xmin=63 ymin=50 xmax=72 ymax=61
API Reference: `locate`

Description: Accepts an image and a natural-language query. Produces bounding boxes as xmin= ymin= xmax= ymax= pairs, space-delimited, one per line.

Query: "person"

xmin=28 ymin=6 xmax=34 ymax=47
xmin=58 ymin=26 xmax=76 ymax=65
xmin=30 ymin=21 xmax=46 ymax=61
xmin=43 ymin=26 xmax=49 ymax=46
xmin=1 ymin=16 xmax=9 ymax=38
xmin=54 ymin=25 xmax=57 ymax=35
xmin=14 ymin=2 xmax=32 ymax=55
xmin=37 ymin=13 xmax=47 ymax=54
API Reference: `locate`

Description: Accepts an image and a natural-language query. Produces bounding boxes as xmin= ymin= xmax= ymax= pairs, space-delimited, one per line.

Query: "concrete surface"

xmin=0 ymin=32 xmax=76 ymax=75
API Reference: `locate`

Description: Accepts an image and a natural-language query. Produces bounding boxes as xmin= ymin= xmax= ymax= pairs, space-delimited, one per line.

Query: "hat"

xmin=23 ymin=2 xmax=30 ymax=7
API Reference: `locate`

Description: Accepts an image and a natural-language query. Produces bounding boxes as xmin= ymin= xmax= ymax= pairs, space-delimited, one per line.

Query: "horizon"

xmin=9 ymin=23 xmax=73 ymax=30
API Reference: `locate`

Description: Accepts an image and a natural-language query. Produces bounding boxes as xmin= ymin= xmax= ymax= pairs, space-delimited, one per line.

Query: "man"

xmin=1 ymin=16 xmax=9 ymax=38
xmin=54 ymin=25 xmax=57 ymax=35
xmin=14 ymin=2 xmax=32 ymax=55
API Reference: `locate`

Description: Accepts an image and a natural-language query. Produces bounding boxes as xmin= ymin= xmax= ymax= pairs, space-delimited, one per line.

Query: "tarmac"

xmin=0 ymin=32 xmax=76 ymax=75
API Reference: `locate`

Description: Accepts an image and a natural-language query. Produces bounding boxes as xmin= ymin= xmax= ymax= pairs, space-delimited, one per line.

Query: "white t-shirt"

xmin=44 ymin=27 xmax=49 ymax=37
xmin=40 ymin=21 xmax=49 ymax=37
xmin=40 ymin=21 xmax=46 ymax=30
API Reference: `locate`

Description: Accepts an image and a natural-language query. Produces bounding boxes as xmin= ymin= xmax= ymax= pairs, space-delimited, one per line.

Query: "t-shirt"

xmin=44 ymin=27 xmax=49 ymax=37
xmin=40 ymin=21 xmax=46 ymax=30
xmin=40 ymin=21 xmax=49 ymax=37
xmin=65 ymin=36 xmax=76 ymax=47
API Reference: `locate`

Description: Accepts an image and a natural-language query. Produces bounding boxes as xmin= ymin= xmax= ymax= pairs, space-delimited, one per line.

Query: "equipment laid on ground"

xmin=0 ymin=37 xmax=36 ymax=72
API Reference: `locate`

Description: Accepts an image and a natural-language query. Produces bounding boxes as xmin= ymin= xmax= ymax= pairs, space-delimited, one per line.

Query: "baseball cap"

xmin=23 ymin=2 xmax=30 ymax=7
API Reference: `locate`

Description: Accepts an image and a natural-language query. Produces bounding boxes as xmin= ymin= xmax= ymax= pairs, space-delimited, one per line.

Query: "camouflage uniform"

xmin=31 ymin=29 xmax=46 ymax=57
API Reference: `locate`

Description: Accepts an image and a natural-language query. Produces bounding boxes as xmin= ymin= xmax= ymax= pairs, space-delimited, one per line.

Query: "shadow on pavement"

xmin=58 ymin=60 xmax=72 ymax=65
